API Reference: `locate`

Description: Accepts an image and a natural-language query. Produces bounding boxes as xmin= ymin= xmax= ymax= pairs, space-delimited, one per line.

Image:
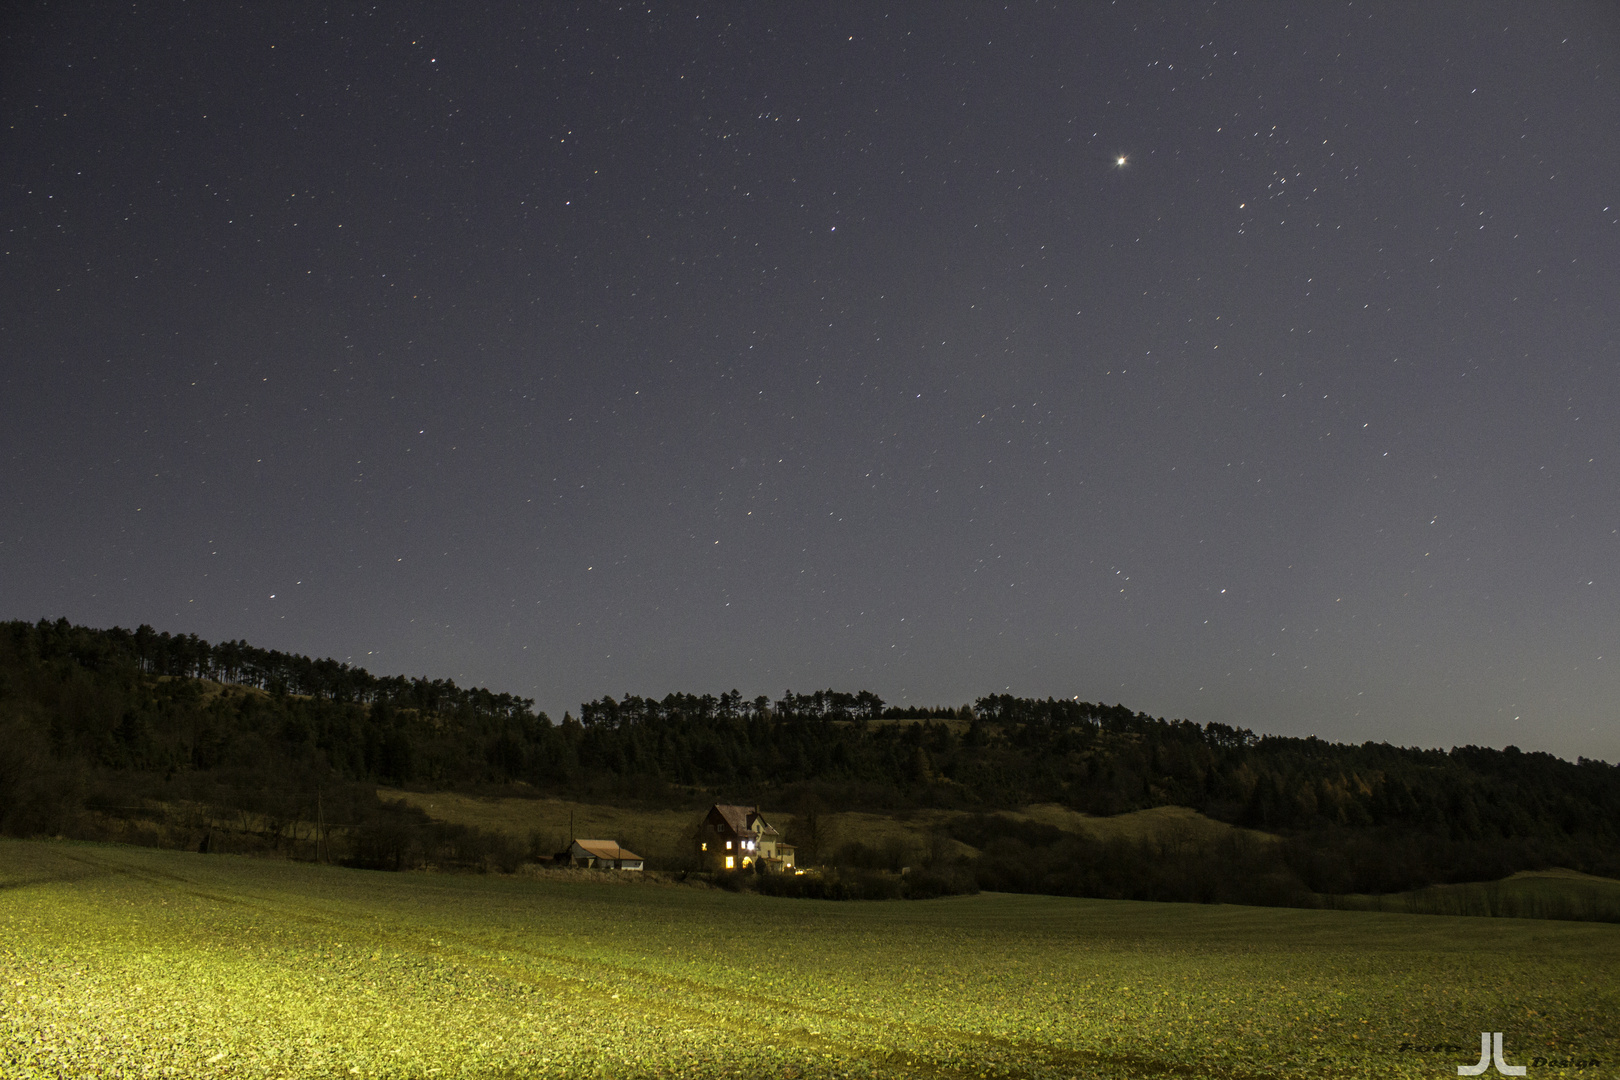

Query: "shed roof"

xmin=570 ymin=839 xmax=643 ymax=862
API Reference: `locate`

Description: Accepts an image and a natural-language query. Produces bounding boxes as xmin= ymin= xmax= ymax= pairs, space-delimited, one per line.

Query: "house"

xmin=561 ymin=838 xmax=644 ymax=871
xmin=699 ymin=804 xmax=796 ymax=872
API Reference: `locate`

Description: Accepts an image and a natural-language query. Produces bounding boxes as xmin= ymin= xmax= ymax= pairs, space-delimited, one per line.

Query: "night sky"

xmin=4 ymin=3 xmax=1617 ymax=760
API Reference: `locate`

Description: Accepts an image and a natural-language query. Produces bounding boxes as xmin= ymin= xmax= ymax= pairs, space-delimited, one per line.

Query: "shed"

xmin=562 ymin=838 xmax=644 ymax=870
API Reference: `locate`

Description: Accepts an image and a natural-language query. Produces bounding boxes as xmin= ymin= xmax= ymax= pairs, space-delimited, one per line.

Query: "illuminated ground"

xmin=2 ymin=839 xmax=1616 ymax=1078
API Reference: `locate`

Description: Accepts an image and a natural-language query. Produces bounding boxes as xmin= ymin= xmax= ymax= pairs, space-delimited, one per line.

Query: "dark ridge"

xmin=3 ymin=618 xmax=1618 ymax=905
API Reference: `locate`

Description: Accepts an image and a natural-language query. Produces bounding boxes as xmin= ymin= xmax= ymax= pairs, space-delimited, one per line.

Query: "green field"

xmin=1329 ymin=868 xmax=1620 ymax=922
xmin=3 ymin=840 xmax=1616 ymax=1079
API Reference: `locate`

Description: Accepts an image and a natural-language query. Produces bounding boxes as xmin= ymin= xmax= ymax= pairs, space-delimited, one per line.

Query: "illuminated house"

xmin=699 ymin=804 xmax=795 ymax=872
xmin=562 ymin=839 xmax=644 ymax=871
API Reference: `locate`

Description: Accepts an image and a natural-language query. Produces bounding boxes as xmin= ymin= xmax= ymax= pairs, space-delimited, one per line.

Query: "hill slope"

xmin=4 ymin=618 xmax=1620 ymax=903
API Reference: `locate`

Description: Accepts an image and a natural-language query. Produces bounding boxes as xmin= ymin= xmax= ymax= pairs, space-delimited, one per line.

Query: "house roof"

xmin=570 ymin=839 xmax=643 ymax=862
xmin=709 ymin=804 xmax=754 ymax=834
xmin=710 ymin=803 xmax=780 ymax=837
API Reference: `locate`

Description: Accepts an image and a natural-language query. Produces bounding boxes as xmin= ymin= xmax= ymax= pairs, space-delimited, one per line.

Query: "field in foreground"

xmin=2 ymin=840 xmax=1616 ymax=1079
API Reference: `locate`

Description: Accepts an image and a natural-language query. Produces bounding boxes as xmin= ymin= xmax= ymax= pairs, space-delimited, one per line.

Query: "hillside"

xmin=4 ymin=617 xmax=1620 ymax=908
xmin=379 ymin=787 xmax=1267 ymax=871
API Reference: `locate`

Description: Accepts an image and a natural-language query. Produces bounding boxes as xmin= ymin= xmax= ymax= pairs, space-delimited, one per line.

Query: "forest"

xmin=3 ymin=618 xmax=1618 ymax=904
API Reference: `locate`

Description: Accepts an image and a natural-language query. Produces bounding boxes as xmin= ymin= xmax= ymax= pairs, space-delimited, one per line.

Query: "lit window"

xmin=725 ymin=856 xmax=734 ymax=869
xmin=701 ymin=842 xmax=707 ymax=851
xmin=726 ymin=840 xmax=732 ymax=850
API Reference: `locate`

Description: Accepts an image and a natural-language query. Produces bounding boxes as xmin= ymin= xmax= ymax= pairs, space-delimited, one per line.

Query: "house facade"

xmin=562 ymin=838 xmax=644 ymax=870
xmin=699 ymin=804 xmax=796 ymax=873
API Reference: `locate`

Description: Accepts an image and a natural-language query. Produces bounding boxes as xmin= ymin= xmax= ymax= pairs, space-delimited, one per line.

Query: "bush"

xmin=899 ymin=865 xmax=978 ymax=899
xmin=741 ymin=864 xmax=976 ymax=901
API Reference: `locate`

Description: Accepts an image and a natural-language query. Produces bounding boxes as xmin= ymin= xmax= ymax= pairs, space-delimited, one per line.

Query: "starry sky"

xmin=4 ymin=2 xmax=1618 ymax=760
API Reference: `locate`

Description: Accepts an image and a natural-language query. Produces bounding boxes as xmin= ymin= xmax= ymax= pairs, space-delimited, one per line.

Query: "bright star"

xmin=1115 ymin=155 xmax=1128 ymax=168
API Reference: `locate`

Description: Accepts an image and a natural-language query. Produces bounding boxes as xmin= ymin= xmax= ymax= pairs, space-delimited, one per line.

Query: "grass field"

xmin=1329 ymin=868 xmax=1620 ymax=923
xmin=379 ymin=789 xmax=704 ymax=862
xmin=3 ymin=839 xmax=1616 ymax=1079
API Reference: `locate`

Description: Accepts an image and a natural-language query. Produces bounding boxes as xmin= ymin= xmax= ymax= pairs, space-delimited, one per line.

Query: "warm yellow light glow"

xmin=725 ymin=856 xmax=734 ymax=869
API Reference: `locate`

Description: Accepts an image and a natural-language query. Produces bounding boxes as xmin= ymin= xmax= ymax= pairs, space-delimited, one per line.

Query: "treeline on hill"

xmin=3 ymin=619 xmax=1619 ymax=906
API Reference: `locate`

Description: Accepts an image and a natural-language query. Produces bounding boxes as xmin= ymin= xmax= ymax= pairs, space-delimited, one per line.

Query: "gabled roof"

xmin=570 ymin=838 xmax=642 ymax=862
xmin=709 ymin=804 xmax=756 ymax=835
xmin=709 ymin=803 xmax=783 ymax=837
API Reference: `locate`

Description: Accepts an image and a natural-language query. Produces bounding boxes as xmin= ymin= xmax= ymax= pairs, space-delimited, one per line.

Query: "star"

xmin=1115 ymin=155 xmax=1128 ymax=167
